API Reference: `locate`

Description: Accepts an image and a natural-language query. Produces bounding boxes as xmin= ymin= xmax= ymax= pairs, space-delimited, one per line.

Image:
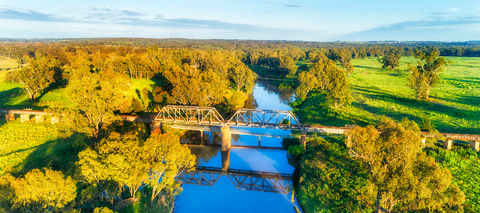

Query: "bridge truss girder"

xmin=178 ymin=166 xmax=293 ymax=194
xmin=155 ymin=105 xmax=225 ymax=125
xmin=227 ymin=108 xmax=302 ymax=129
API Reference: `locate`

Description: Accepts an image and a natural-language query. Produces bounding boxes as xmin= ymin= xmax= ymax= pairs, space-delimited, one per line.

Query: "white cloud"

xmin=448 ymin=7 xmax=458 ymax=12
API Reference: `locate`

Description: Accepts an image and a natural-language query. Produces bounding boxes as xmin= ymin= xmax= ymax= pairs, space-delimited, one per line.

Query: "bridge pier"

xmin=470 ymin=141 xmax=479 ymax=152
xmin=35 ymin=115 xmax=44 ymax=123
xmin=200 ymin=131 xmax=204 ymax=145
xmin=258 ymin=136 xmax=261 ymax=147
xmin=221 ymin=126 xmax=231 ymax=151
xmin=443 ymin=140 xmax=453 ymax=150
xmin=345 ymin=134 xmax=352 ymax=148
xmin=301 ymin=132 xmax=307 ymax=149
xmin=5 ymin=113 xmax=14 ymax=122
xmin=20 ymin=114 xmax=29 ymax=123
xmin=221 ymin=149 xmax=230 ymax=172
xmin=421 ymin=138 xmax=427 ymax=146
xmin=150 ymin=121 xmax=162 ymax=134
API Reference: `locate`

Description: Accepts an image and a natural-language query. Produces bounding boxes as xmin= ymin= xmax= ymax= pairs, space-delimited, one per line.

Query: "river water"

xmin=174 ymin=81 xmax=300 ymax=213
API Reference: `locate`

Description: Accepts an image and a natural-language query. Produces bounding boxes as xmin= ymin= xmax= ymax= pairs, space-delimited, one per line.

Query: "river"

xmin=174 ymin=81 xmax=301 ymax=213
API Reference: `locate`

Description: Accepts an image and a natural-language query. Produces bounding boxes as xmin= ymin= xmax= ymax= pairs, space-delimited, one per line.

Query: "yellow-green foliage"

xmin=0 ymin=120 xmax=63 ymax=175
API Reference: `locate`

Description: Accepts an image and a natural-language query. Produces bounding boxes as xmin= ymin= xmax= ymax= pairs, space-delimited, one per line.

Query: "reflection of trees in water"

xmin=189 ymin=146 xmax=220 ymax=165
xmin=256 ymin=80 xmax=295 ymax=105
xmin=179 ymin=131 xmax=240 ymax=164
xmin=243 ymin=93 xmax=258 ymax=109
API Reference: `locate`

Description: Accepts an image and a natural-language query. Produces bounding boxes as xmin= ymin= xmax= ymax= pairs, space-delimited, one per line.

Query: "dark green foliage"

xmin=298 ymin=137 xmax=374 ymax=213
xmin=287 ymin=145 xmax=304 ymax=159
xmin=425 ymin=145 xmax=480 ymax=212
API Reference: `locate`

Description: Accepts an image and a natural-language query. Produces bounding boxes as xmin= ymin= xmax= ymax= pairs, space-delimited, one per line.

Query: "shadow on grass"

xmin=351 ymin=85 xmax=475 ymax=120
xmin=14 ymin=133 xmax=91 ymax=177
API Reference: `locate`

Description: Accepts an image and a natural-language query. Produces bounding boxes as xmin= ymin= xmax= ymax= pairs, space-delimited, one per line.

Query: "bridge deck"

xmin=2 ymin=109 xmax=480 ymax=141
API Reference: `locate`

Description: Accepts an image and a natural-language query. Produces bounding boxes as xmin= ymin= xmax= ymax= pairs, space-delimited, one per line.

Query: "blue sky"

xmin=0 ymin=0 xmax=479 ymax=41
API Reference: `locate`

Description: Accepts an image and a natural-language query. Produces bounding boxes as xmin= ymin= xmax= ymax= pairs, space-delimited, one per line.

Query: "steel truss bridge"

xmin=179 ymin=166 xmax=293 ymax=194
xmin=155 ymin=105 xmax=303 ymax=130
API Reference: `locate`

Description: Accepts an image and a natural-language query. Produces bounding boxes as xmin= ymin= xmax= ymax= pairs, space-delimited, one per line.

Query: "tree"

xmin=13 ymin=56 xmax=60 ymax=102
xmin=143 ymin=133 xmax=195 ymax=205
xmin=327 ymin=67 xmax=351 ymax=110
xmin=66 ymin=69 xmax=132 ymax=142
xmin=347 ymin=118 xmax=465 ymax=212
xmin=408 ymin=51 xmax=446 ymax=100
xmin=296 ymin=57 xmax=351 ymax=110
xmin=77 ymin=132 xmax=195 ymax=207
xmin=337 ymin=48 xmax=354 ymax=78
xmin=229 ymin=62 xmax=257 ymax=92
xmin=2 ymin=168 xmax=76 ymax=212
xmin=379 ymin=53 xmax=401 ymax=70
xmin=279 ymin=55 xmax=298 ymax=75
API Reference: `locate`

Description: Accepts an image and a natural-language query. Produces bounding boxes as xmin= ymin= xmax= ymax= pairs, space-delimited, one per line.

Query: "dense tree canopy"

xmin=77 ymin=132 xmax=195 ymax=208
xmin=347 ymin=118 xmax=465 ymax=212
xmin=296 ymin=56 xmax=351 ymax=110
xmin=1 ymin=168 xmax=77 ymax=212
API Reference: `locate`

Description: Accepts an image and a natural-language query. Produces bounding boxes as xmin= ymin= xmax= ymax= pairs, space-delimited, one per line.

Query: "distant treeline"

xmin=1 ymin=38 xmax=480 ymax=57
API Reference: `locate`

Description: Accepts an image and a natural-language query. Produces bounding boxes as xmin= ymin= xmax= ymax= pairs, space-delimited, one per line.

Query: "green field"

xmin=294 ymin=56 xmax=480 ymax=134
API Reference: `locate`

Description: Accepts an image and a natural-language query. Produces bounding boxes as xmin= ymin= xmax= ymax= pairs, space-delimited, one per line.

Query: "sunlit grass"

xmin=295 ymin=56 xmax=480 ymax=134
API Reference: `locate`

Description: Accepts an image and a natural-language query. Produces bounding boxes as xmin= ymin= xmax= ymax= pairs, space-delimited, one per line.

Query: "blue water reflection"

xmin=175 ymin=84 xmax=300 ymax=213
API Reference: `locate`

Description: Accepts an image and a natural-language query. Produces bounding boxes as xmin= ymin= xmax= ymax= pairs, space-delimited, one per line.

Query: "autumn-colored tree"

xmin=229 ymin=62 xmax=257 ymax=92
xmin=12 ymin=56 xmax=60 ymax=102
xmin=77 ymin=132 xmax=195 ymax=207
xmin=66 ymin=69 xmax=132 ymax=142
xmin=380 ymin=53 xmax=401 ymax=70
xmin=143 ymin=132 xmax=196 ymax=205
xmin=1 ymin=168 xmax=76 ymax=212
xmin=408 ymin=51 xmax=446 ymax=100
xmin=347 ymin=118 xmax=465 ymax=212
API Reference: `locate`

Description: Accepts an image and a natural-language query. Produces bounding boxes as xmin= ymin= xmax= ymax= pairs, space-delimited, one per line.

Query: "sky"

xmin=0 ymin=0 xmax=479 ymax=41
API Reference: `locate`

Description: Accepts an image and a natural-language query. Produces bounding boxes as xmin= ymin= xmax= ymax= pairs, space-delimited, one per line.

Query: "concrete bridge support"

xmin=301 ymin=132 xmax=307 ymax=149
xmin=258 ymin=136 xmax=261 ymax=147
xmin=150 ymin=121 xmax=161 ymax=134
xmin=200 ymin=131 xmax=204 ymax=145
xmin=5 ymin=113 xmax=14 ymax=122
xmin=20 ymin=114 xmax=29 ymax=123
xmin=443 ymin=140 xmax=453 ymax=150
xmin=471 ymin=141 xmax=479 ymax=152
xmin=35 ymin=115 xmax=44 ymax=123
xmin=221 ymin=126 xmax=231 ymax=151
xmin=345 ymin=134 xmax=352 ymax=148
xmin=221 ymin=149 xmax=230 ymax=172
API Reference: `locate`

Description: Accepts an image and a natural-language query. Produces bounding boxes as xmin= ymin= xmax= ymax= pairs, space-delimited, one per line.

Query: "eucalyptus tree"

xmin=347 ymin=118 xmax=465 ymax=212
xmin=408 ymin=51 xmax=446 ymax=100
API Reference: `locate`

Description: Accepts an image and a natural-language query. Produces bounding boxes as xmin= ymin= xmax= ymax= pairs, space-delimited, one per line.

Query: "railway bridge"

xmin=1 ymin=106 xmax=479 ymax=152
